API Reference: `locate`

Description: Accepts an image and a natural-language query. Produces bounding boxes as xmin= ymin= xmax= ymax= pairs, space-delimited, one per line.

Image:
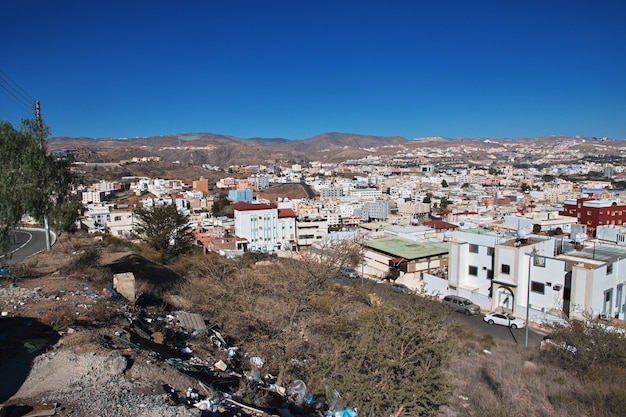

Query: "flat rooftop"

xmin=364 ymin=236 xmax=449 ymax=260
xmin=560 ymin=240 xmax=626 ymax=264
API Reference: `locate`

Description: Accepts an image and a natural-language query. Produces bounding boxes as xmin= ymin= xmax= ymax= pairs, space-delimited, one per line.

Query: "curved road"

xmin=1 ymin=229 xmax=50 ymax=264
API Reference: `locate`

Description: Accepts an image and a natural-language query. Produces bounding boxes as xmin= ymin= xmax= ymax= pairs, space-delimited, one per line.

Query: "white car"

xmin=483 ymin=312 xmax=525 ymax=329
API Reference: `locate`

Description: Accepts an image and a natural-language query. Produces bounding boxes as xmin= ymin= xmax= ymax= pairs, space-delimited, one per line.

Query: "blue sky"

xmin=1 ymin=0 xmax=625 ymax=140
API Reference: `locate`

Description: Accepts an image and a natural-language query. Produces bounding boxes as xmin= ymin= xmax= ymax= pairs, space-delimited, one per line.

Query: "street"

xmin=1 ymin=229 xmax=50 ymax=264
xmin=338 ymin=275 xmax=547 ymax=347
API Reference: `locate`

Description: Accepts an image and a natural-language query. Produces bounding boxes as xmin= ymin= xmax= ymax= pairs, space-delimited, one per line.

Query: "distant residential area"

xmin=70 ymin=137 xmax=626 ymax=328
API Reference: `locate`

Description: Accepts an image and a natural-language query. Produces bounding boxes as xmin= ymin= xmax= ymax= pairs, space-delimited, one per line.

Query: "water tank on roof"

xmin=572 ymin=233 xmax=587 ymax=243
xmin=517 ymin=229 xmax=530 ymax=239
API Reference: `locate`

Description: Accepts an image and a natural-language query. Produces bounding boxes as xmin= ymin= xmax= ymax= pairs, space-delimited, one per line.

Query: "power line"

xmin=0 ymin=83 xmax=33 ymax=113
xmin=0 ymin=68 xmax=35 ymax=116
xmin=0 ymin=69 xmax=35 ymax=103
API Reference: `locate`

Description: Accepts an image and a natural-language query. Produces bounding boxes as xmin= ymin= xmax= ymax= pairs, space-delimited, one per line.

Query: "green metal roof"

xmin=363 ymin=236 xmax=449 ymax=260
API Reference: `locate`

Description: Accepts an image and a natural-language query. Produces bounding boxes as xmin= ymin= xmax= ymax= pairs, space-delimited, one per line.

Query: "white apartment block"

xmin=447 ymin=229 xmax=626 ymax=323
xmin=108 ymin=209 xmax=135 ymax=238
xmin=349 ymin=188 xmax=382 ymax=201
xmin=234 ymin=202 xmax=296 ymax=252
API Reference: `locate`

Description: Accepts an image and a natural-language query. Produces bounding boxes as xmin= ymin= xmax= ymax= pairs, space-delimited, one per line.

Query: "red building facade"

xmin=560 ymin=197 xmax=626 ymax=236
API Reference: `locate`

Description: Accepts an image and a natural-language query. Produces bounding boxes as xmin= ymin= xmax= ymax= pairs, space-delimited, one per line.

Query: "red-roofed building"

xmin=234 ymin=202 xmax=297 ymax=252
xmin=423 ymin=220 xmax=459 ymax=232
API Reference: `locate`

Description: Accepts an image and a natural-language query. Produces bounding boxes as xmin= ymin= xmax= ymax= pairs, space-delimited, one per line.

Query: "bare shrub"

xmin=41 ymin=304 xmax=77 ymax=332
xmin=61 ymin=330 xmax=100 ymax=353
xmin=102 ymin=235 xmax=132 ymax=251
xmin=64 ymin=247 xmax=101 ymax=273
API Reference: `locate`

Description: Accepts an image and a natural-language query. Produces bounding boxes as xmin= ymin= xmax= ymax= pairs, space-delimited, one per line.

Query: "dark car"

xmin=390 ymin=283 xmax=412 ymax=295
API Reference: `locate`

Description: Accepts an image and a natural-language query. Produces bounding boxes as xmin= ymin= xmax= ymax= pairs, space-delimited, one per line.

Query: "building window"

xmin=501 ymin=264 xmax=511 ymax=274
xmin=533 ymin=256 xmax=545 ymax=267
xmin=469 ymin=265 xmax=478 ymax=276
xmin=487 ymin=269 xmax=493 ymax=279
xmin=607 ymin=263 xmax=613 ymax=275
xmin=487 ymin=247 xmax=494 ymax=256
xmin=469 ymin=244 xmax=479 ymax=254
xmin=531 ymin=281 xmax=545 ymax=294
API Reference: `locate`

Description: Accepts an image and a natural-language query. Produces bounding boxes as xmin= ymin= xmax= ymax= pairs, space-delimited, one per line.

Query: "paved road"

xmin=1 ymin=229 xmax=50 ymax=264
xmin=339 ymin=275 xmax=547 ymax=347
xmin=450 ymin=310 xmax=546 ymax=347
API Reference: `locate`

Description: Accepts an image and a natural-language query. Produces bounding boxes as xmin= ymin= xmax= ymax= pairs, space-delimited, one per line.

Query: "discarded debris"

xmin=113 ymin=272 xmax=136 ymax=302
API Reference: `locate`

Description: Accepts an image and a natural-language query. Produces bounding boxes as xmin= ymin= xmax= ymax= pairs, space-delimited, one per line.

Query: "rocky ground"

xmin=0 ymin=238 xmax=300 ymax=417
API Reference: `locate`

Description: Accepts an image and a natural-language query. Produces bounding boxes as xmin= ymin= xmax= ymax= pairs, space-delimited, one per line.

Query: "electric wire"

xmin=0 ymin=68 xmax=35 ymax=116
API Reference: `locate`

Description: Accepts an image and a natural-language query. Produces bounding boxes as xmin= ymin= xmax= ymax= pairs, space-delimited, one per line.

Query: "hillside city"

xmin=73 ymin=135 xmax=626 ymax=327
xmin=4 ymin=133 xmax=626 ymax=417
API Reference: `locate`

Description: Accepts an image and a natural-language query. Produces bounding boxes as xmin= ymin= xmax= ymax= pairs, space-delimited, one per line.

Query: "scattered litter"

xmin=287 ymin=380 xmax=307 ymax=405
xmin=113 ymin=272 xmax=136 ymax=302
xmin=174 ymin=311 xmax=207 ymax=332
xmin=214 ymin=360 xmax=228 ymax=372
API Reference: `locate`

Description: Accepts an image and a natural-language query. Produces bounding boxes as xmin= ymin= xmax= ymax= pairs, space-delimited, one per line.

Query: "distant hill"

xmin=46 ymin=132 xmax=624 ymax=169
xmin=46 ymin=132 xmax=411 ymax=167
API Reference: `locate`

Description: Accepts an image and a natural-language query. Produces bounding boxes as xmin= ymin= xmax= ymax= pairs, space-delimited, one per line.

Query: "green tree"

xmin=0 ymin=119 xmax=75 ymax=256
xmin=211 ymin=192 xmax=231 ymax=217
xmin=312 ymin=296 xmax=453 ymax=416
xmin=132 ymin=203 xmax=193 ymax=261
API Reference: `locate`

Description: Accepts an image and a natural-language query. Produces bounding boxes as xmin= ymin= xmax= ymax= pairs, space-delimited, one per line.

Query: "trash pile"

xmin=121 ymin=307 xmax=359 ymax=417
xmin=1 ymin=277 xmax=359 ymax=416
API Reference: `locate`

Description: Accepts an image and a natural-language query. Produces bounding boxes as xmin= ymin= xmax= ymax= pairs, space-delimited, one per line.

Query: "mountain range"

xmin=45 ymin=132 xmax=620 ymax=168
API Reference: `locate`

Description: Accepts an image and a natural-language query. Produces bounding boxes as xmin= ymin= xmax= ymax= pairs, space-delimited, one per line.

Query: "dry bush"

xmin=60 ymin=330 xmax=100 ymax=353
xmin=41 ymin=304 xmax=77 ymax=332
xmin=102 ymin=235 xmax=133 ymax=251
xmin=127 ymin=241 xmax=163 ymax=263
xmin=63 ymin=247 xmax=101 ymax=273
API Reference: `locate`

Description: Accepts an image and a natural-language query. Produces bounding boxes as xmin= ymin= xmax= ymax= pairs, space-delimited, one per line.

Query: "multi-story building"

xmin=362 ymin=200 xmax=390 ymax=221
xmin=228 ymin=188 xmax=254 ymax=202
xmin=397 ymin=201 xmax=431 ymax=224
xmin=295 ymin=214 xmax=329 ymax=247
xmin=192 ymin=177 xmax=210 ymax=194
xmin=560 ymin=197 xmax=626 ymax=236
xmin=108 ymin=208 xmax=135 ymax=238
xmin=233 ymin=202 xmax=296 ymax=252
xmin=446 ymin=228 xmax=626 ymax=323
xmin=320 ymin=184 xmax=343 ymax=199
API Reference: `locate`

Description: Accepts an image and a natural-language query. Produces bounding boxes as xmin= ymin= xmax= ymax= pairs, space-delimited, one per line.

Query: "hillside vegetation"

xmin=1 ymin=233 xmax=626 ymax=416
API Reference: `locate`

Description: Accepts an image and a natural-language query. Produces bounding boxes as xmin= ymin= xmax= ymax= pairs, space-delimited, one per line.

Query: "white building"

xmin=446 ymin=228 xmax=626 ymax=323
xmin=234 ymin=202 xmax=296 ymax=252
xmin=108 ymin=208 xmax=136 ymax=238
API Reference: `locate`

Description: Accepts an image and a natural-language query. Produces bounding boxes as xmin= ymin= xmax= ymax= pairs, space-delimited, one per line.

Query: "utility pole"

xmin=35 ymin=100 xmax=51 ymax=251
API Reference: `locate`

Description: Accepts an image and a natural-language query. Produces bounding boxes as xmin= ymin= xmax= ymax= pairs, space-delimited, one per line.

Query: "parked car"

xmin=442 ymin=295 xmax=481 ymax=316
xmin=338 ymin=266 xmax=359 ymax=279
xmin=390 ymin=283 xmax=412 ymax=295
xmin=483 ymin=311 xmax=526 ymax=329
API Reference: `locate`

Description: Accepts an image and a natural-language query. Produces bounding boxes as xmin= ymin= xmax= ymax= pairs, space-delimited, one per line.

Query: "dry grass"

xmin=443 ymin=333 xmax=626 ymax=417
xmin=60 ymin=330 xmax=101 ymax=353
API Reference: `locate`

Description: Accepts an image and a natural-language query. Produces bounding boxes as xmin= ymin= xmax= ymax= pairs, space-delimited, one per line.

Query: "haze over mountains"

xmin=46 ymin=132 xmax=622 ymax=169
